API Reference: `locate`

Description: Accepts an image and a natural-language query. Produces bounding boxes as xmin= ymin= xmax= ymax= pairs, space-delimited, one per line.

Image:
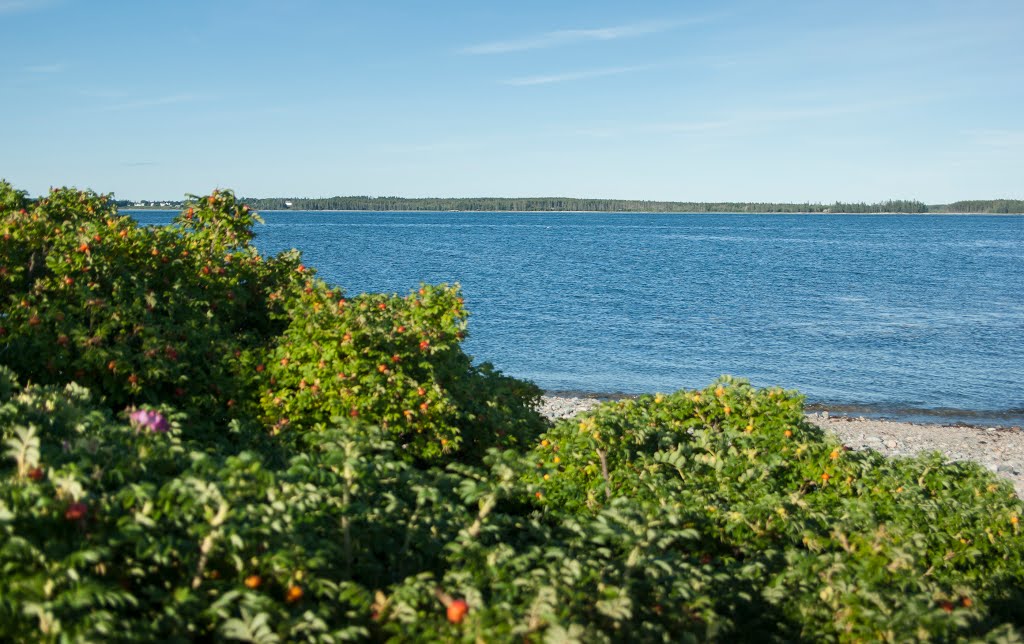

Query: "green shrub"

xmin=523 ymin=378 xmax=1024 ymax=639
xmin=258 ymin=282 xmax=544 ymax=461
xmin=0 ymin=183 xmax=301 ymax=439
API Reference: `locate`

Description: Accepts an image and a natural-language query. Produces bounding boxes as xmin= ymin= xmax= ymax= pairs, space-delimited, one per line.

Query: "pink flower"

xmin=129 ymin=409 xmax=169 ymax=433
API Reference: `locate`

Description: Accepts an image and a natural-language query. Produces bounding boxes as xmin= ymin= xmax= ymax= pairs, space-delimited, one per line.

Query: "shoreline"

xmin=540 ymin=391 xmax=1024 ymax=429
xmin=539 ymin=395 xmax=1024 ymax=498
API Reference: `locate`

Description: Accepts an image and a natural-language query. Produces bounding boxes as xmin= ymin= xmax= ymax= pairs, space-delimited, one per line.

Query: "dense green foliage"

xmin=3 ymin=180 xmax=1024 ymax=641
xmin=119 ymin=196 xmax=1024 ymax=214
xmin=934 ymin=199 xmax=1024 ymax=214
xmin=259 ymin=281 xmax=542 ymax=461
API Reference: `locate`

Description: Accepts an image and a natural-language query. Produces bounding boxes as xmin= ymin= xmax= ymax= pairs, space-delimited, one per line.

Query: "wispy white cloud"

xmin=25 ymin=62 xmax=65 ymax=73
xmin=99 ymin=94 xmax=202 ymax=112
xmin=573 ymin=119 xmax=734 ymax=139
xmin=503 ymin=64 xmax=655 ymax=86
xmin=461 ymin=18 xmax=699 ymax=55
xmin=571 ymin=127 xmax=619 ymax=138
xmin=572 ymin=119 xmax=731 ymax=138
xmin=730 ymin=103 xmax=882 ymax=123
xmin=79 ymin=89 xmax=130 ymax=99
xmin=647 ymin=120 xmax=733 ymax=133
xmin=966 ymin=129 xmax=1024 ymax=147
xmin=0 ymin=0 xmax=57 ymax=14
xmin=719 ymin=96 xmax=937 ymax=130
xmin=572 ymin=97 xmax=930 ymax=140
xmin=375 ymin=140 xmax=483 ymax=155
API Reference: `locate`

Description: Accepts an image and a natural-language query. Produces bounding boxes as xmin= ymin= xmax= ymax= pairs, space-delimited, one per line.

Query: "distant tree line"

xmin=115 ymin=196 xmax=1023 ymax=214
xmin=931 ymin=199 xmax=1024 ymax=214
xmin=233 ymin=196 xmax=936 ymax=213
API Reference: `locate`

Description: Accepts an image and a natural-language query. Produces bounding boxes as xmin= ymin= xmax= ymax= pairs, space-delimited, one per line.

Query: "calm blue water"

xmin=130 ymin=210 xmax=1024 ymax=425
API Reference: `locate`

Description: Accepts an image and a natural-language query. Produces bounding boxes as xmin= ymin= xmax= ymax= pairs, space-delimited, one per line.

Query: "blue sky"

xmin=2 ymin=0 xmax=1022 ymax=202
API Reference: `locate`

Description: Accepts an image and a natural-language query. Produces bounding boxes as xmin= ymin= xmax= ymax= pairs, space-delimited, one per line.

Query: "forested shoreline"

xmin=119 ymin=196 xmax=1024 ymax=213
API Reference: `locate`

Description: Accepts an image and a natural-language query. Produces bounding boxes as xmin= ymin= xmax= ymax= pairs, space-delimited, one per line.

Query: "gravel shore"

xmin=538 ymin=395 xmax=1024 ymax=498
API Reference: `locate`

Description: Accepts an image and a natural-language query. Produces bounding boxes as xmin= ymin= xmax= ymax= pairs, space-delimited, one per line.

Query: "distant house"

xmin=284 ymin=201 xmax=293 ymax=208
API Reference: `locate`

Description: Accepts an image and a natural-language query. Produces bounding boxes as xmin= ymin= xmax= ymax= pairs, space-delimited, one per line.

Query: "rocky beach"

xmin=539 ymin=395 xmax=1024 ymax=498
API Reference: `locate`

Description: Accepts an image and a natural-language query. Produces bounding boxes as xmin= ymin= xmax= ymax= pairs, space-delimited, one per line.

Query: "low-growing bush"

xmin=0 ymin=182 xmax=301 ymax=440
xmin=1 ymin=181 xmax=1022 ymax=641
xmin=258 ymin=281 xmax=544 ymax=461
xmin=523 ymin=378 xmax=1024 ymax=639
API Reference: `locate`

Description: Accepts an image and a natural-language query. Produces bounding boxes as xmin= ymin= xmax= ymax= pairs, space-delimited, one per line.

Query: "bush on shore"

xmin=1 ymin=181 xmax=1022 ymax=642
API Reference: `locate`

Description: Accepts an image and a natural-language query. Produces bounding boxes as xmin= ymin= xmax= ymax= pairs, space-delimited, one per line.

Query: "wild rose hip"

xmin=447 ymin=599 xmax=468 ymax=624
xmin=65 ymin=502 xmax=88 ymax=521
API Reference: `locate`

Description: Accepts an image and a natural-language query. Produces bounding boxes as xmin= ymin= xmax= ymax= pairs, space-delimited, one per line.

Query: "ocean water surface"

xmin=130 ymin=210 xmax=1024 ymax=425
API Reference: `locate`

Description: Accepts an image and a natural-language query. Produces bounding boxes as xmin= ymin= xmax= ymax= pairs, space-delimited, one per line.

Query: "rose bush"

xmin=522 ymin=378 xmax=1024 ymax=639
xmin=257 ymin=280 xmax=544 ymax=461
xmin=0 ymin=182 xmax=300 ymax=442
